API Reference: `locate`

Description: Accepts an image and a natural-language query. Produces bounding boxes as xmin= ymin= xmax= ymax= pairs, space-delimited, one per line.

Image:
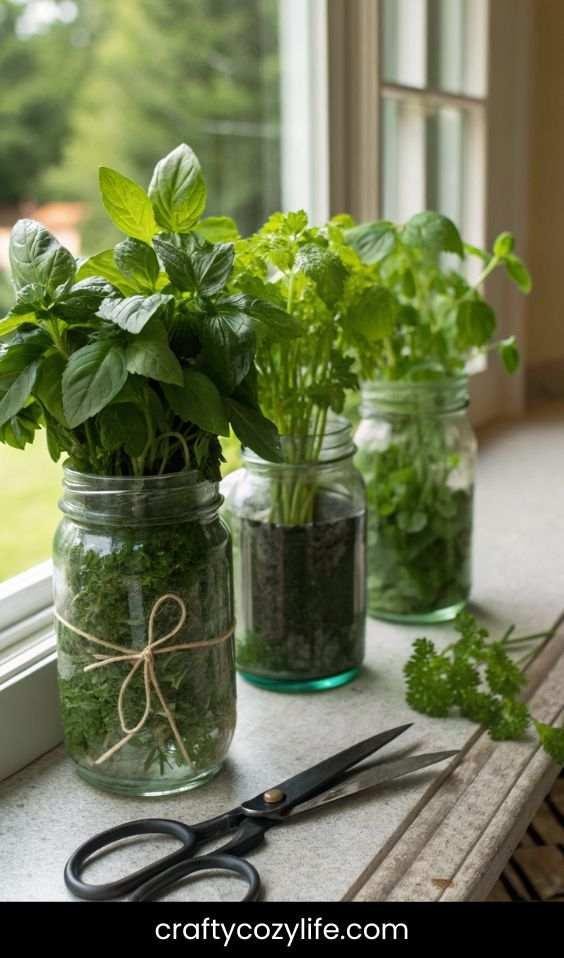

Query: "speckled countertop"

xmin=1 ymin=406 xmax=563 ymax=901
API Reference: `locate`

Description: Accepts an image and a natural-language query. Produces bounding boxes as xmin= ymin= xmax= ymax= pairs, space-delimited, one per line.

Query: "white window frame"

xmin=0 ymin=0 xmax=534 ymax=781
xmin=0 ymin=562 xmax=60 ymax=780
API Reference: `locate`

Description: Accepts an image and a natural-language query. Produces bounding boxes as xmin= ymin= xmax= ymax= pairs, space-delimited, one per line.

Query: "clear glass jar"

xmin=354 ymin=378 xmax=477 ymax=624
xmin=226 ymin=417 xmax=366 ymax=692
xmin=53 ymin=468 xmax=236 ymax=797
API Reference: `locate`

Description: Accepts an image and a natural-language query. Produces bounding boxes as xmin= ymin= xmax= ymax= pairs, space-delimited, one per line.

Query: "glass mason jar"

xmin=226 ymin=417 xmax=366 ymax=692
xmin=53 ymin=468 xmax=236 ymax=797
xmin=354 ymin=378 xmax=477 ymax=624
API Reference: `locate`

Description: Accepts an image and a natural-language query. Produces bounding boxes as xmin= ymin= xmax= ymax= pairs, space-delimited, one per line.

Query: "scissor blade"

xmin=241 ymin=723 xmax=413 ymax=818
xmin=288 ymin=750 xmax=459 ymax=817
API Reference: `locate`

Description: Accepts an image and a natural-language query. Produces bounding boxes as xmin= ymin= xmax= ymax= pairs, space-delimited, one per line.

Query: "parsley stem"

xmin=504 ymin=631 xmax=552 ymax=645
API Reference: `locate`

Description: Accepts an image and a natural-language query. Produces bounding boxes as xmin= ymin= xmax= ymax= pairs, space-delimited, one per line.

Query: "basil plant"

xmin=0 ymin=143 xmax=288 ymax=479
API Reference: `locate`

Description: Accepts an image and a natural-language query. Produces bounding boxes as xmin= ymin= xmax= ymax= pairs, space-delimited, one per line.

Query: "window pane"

xmin=381 ymin=95 xmax=426 ymax=221
xmin=381 ymin=94 xmax=486 ymax=259
xmin=426 ymin=103 xmax=486 ymax=253
xmin=382 ymin=0 xmax=489 ymax=97
xmin=427 ymin=0 xmax=489 ymax=97
xmin=0 ymin=0 xmax=281 ymax=583
xmin=381 ymin=0 xmax=427 ymax=89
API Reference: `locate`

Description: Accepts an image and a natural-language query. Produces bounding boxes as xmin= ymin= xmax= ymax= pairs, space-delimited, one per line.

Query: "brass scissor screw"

xmin=262 ymin=788 xmax=285 ymax=805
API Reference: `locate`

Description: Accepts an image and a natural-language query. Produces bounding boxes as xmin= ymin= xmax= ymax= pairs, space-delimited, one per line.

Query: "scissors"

xmin=65 ymin=723 xmax=457 ymax=902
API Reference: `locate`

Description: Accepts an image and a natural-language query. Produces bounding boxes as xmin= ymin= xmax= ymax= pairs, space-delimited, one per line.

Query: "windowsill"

xmin=1 ymin=404 xmax=563 ymax=902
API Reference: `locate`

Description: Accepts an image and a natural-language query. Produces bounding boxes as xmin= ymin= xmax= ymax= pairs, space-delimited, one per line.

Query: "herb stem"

xmin=48 ymin=317 xmax=68 ymax=357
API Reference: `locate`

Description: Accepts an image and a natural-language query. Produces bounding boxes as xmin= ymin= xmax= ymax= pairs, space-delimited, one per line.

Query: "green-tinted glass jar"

xmin=354 ymin=377 xmax=476 ymax=623
xmin=53 ymin=468 xmax=236 ymax=796
xmin=226 ymin=417 xmax=366 ymax=692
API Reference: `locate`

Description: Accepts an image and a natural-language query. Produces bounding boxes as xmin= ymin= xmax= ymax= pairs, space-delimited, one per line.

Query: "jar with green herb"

xmin=344 ymin=212 xmax=532 ymax=622
xmin=226 ymin=417 xmax=366 ymax=691
xmin=54 ymin=469 xmax=235 ymax=795
xmin=225 ymin=210 xmax=392 ymax=692
xmin=355 ymin=377 xmax=476 ymax=623
xmin=0 ymin=143 xmax=285 ymax=792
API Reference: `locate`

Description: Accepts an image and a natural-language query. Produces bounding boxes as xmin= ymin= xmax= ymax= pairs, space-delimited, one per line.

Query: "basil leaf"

xmin=153 ymin=233 xmax=197 ymax=290
xmin=195 ymin=216 xmax=239 ymax=243
xmin=13 ymin=283 xmax=46 ymax=311
xmin=62 ymin=340 xmax=127 ymax=428
xmin=97 ymin=293 xmax=173 ymax=334
xmin=99 ymin=403 xmax=148 ymax=457
xmin=499 ymin=336 xmax=520 ymax=374
xmin=34 ymin=352 xmax=67 ymax=423
xmin=148 ymin=143 xmax=206 ymax=233
xmin=493 ymin=231 xmax=515 ymax=258
xmin=464 ymin=242 xmax=489 ymax=262
xmin=345 ymin=221 xmax=397 ymax=264
xmin=0 ymin=338 xmax=47 ymax=375
xmin=245 ymin=297 xmax=301 ymax=339
xmin=0 ymin=360 xmax=40 ymax=428
xmin=125 ymin=319 xmax=183 ymax=386
xmin=231 ymin=365 xmax=260 ymax=409
xmin=0 ymin=310 xmax=36 ymax=338
xmin=163 ymin=369 xmax=229 ymax=435
xmin=0 ymin=403 xmax=42 ymax=450
xmin=114 ymin=238 xmax=160 ymax=293
xmin=456 ymin=299 xmax=496 ymax=348
xmin=504 ymin=254 xmax=532 ymax=294
xmin=111 ymin=375 xmax=146 ymax=406
xmin=9 ymin=219 xmax=76 ymax=294
xmin=190 ymin=241 xmax=234 ymax=296
xmin=56 ymin=277 xmax=119 ymax=323
xmin=200 ymin=299 xmax=255 ymax=392
xmin=1 ymin=283 xmax=52 ymax=337
xmin=76 ymin=250 xmax=140 ymax=296
xmin=225 ymin=397 xmax=281 ymax=462
xmin=0 ymin=325 xmax=50 ymax=350
xmin=99 ymin=167 xmax=157 ymax=242
xmin=347 ymin=286 xmax=399 ymax=341
xmin=403 ymin=212 xmax=464 ymax=257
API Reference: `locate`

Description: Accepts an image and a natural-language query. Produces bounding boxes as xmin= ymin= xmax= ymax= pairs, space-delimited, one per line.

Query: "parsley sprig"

xmin=404 ymin=610 xmax=564 ymax=763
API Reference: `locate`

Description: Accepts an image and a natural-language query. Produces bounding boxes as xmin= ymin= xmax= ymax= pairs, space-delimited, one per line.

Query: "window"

xmin=380 ymin=0 xmax=489 ymax=259
xmin=0 ymin=0 xmax=533 ymax=779
xmin=0 ymin=0 xmax=282 ymax=584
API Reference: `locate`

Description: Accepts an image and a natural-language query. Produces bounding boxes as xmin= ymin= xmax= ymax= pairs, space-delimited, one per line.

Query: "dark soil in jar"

xmin=236 ymin=495 xmax=366 ymax=680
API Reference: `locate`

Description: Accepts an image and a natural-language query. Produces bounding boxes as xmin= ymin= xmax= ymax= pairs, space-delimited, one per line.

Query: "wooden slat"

xmin=352 ymin=639 xmax=564 ymax=902
xmin=488 ymin=771 xmax=564 ymax=901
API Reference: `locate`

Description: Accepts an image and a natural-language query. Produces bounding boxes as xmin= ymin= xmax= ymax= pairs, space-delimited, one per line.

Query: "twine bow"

xmin=55 ymin=593 xmax=234 ymax=767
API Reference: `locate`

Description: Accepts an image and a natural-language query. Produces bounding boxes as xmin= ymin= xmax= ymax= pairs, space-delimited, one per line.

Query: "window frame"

xmin=0 ymin=0 xmax=535 ymax=781
xmin=328 ymin=0 xmax=532 ymax=426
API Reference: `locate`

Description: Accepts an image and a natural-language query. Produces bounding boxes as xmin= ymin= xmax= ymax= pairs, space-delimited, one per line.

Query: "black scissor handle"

xmin=131 ymin=853 xmax=260 ymax=902
xmin=64 ymin=818 xmax=197 ymax=901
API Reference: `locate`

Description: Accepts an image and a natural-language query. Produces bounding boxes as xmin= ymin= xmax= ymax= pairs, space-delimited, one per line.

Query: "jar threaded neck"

xmin=243 ymin=415 xmax=355 ymax=470
xmin=360 ymin=377 xmax=469 ymax=416
xmin=60 ymin=468 xmax=222 ymax=526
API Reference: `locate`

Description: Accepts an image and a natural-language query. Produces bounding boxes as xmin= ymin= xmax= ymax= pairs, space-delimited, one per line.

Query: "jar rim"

xmin=361 ymin=374 xmax=468 ymax=390
xmin=60 ymin=466 xmax=222 ymax=525
xmin=360 ymin=375 xmax=469 ymax=413
xmin=62 ymin=465 xmax=204 ymax=486
xmin=243 ymin=414 xmax=355 ymax=467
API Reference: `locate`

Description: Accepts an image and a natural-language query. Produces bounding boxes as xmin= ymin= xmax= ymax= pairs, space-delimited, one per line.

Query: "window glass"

xmin=381 ymin=0 xmax=427 ymax=89
xmin=427 ymin=0 xmax=488 ymax=98
xmin=380 ymin=0 xmax=488 ymax=250
xmin=0 ymin=0 xmax=281 ymax=582
xmin=381 ymin=0 xmax=488 ymax=97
